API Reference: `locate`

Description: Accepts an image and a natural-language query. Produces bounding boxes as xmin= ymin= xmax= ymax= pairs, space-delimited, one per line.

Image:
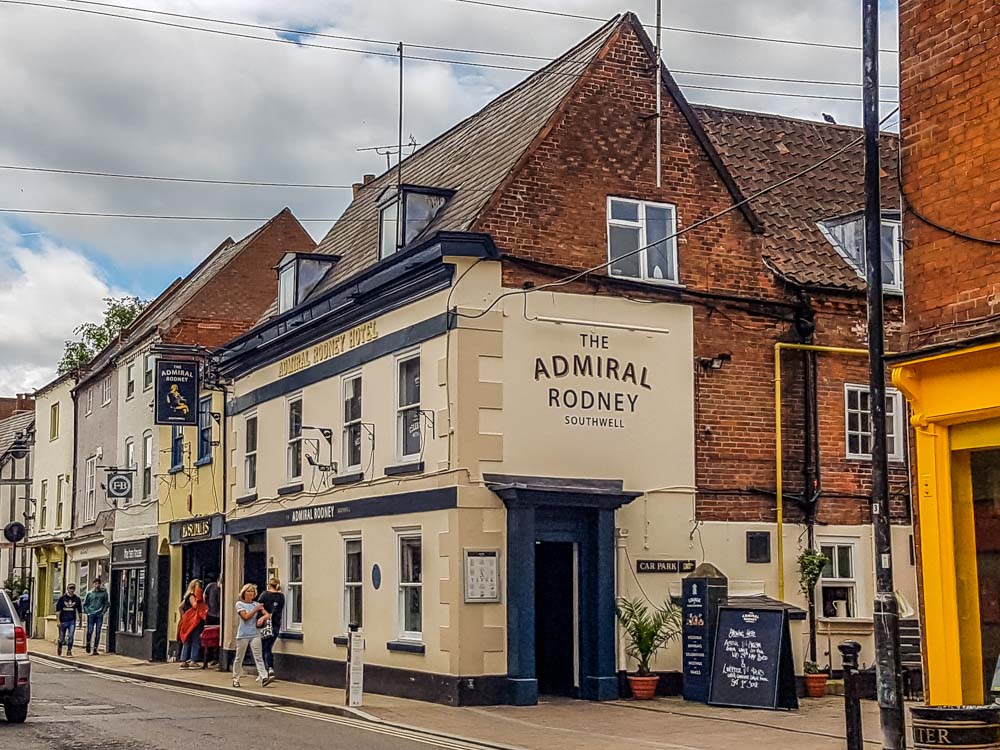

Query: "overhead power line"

xmin=0 ymin=0 xmax=901 ymax=99
xmin=449 ymin=0 xmax=900 ymax=54
xmin=0 ymin=164 xmax=356 ymax=189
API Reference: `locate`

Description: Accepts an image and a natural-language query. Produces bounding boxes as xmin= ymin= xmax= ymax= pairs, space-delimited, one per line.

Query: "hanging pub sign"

xmin=155 ymin=360 xmax=199 ymax=426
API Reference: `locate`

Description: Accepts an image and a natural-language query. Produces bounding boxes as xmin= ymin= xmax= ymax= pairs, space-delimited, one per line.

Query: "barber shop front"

xmin=217 ymin=241 xmax=695 ymax=705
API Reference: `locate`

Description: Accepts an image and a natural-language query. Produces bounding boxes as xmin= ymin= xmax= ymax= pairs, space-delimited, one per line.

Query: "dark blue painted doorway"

xmin=488 ymin=476 xmax=639 ymax=706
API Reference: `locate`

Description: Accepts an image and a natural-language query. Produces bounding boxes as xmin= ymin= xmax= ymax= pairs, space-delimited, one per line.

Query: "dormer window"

xmin=818 ymin=213 xmax=903 ymax=293
xmin=377 ymin=185 xmax=452 ymax=259
xmin=277 ymin=252 xmax=339 ymax=314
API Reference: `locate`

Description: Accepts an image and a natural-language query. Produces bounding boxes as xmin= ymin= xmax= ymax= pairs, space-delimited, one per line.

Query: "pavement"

xmin=23 ymin=638 xmax=907 ymax=749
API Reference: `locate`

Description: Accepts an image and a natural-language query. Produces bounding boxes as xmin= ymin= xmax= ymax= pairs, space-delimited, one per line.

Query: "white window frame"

xmin=40 ymin=479 xmax=48 ymax=530
xmin=397 ymin=531 xmax=423 ymax=641
xmin=126 ymin=363 xmax=135 ymax=400
xmin=286 ymin=538 xmax=303 ymax=632
xmin=342 ymin=372 xmax=363 ymax=471
xmin=606 ymin=196 xmax=680 ymax=285
xmin=287 ymin=395 xmax=303 ymax=482
xmin=816 ymin=537 xmax=860 ymax=619
xmin=396 ymin=352 xmax=422 ymax=462
xmin=844 ymin=384 xmax=905 ymax=462
xmin=84 ymin=455 xmax=97 ymax=523
xmin=101 ymin=374 xmax=112 ymax=406
xmin=143 ymin=354 xmax=154 ymax=390
xmin=818 ymin=216 xmax=903 ymax=294
xmin=278 ymin=261 xmax=296 ymax=314
xmin=343 ymin=535 xmax=363 ymax=632
xmin=55 ymin=475 xmax=65 ymax=530
xmin=123 ymin=437 xmax=135 ymax=506
xmin=86 ymin=387 xmax=93 ymax=415
xmin=141 ymin=431 xmax=152 ymax=500
xmin=244 ymin=412 xmax=258 ymax=492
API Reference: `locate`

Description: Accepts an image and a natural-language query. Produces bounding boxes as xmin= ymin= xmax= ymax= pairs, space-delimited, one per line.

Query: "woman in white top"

xmin=232 ymin=583 xmax=273 ymax=688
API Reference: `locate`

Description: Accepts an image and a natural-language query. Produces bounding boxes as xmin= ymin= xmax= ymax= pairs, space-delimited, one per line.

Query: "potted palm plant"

xmin=616 ymin=597 xmax=683 ymax=699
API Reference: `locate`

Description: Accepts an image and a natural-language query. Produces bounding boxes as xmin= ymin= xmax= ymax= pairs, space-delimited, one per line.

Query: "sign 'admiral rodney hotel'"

xmin=535 ymin=333 xmax=653 ymax=429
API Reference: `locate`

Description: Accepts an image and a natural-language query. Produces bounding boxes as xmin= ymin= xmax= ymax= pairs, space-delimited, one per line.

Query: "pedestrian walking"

xmin=83 ymin=578 xmax=110 ymax=654
xmin=55 ymin=583 xmax=83 ymax=657
xmin=177 ymin=579 xmax=208 ymax=669
xmin=203 ymin=574 xmax=221 ymax=626
xmin=232 ymin=583 xmax=273 ymax=689
xmin=257 ymin=578 xmax=284 ymax=679
xmin=15 ymin=590 xmax=30 ymax=621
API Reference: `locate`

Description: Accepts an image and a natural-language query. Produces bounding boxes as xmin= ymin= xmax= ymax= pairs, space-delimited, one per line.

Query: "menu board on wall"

xmin=464 ymin=550 xmax=500 ymax=603
xmin=707 ymin=607 xmax=798 ymax=710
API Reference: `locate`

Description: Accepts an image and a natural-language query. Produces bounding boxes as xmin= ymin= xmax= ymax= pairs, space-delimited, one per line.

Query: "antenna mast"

xmin=655 ymin=0 xmax=662 ymax=188
xmin=397 ymin=42 xmax=405 ymax=240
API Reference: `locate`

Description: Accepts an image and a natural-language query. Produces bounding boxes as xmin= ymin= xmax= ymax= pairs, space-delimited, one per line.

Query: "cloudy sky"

xmin=0 ymin=0 xmax=899 ymax=394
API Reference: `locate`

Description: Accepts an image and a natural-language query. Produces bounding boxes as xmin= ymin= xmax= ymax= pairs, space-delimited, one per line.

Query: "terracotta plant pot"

xmin=804 ymin=672 xmax=828 ymax=698
xmin=628 ymin=674 xmax=660 ymax=700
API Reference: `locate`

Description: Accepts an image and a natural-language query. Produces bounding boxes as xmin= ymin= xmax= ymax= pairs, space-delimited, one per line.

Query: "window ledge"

xmin=385 ymin=461 xmax=424 ymax=477
xmin=846 ymin=454 xmax=905 ymax=465
xmin=333 ymin=472 xmax=365 ymax=487
xmin=279 ymin=630 xmax=303 ymax=641
xmin=235 ymin=492 xmax=258 ymax=506
xmin=387 ymin=640 xmax=425 ymax=654
xmin=168 ymin=464 xmax=184 ymax=475
xmin=608 ymin=275 xmax=685 ymax=289
xmin=194 ymin=456 xmax=212 ymax=468
xmin=277 ymin=483 xmax=304 ymax=496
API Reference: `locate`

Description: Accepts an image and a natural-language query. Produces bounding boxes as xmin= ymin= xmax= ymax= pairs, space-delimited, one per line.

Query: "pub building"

xmin=217 ymin=14 xmax=917 ymax=704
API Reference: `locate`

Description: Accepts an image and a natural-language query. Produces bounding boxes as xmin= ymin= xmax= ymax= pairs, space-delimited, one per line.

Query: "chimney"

xmin=363 ymin=173 xmax=376 ymax=184
xmin=352 ymin=182 xmax=363 ymax=198
xmin=14 ymin=393 xmax=34 ymax=414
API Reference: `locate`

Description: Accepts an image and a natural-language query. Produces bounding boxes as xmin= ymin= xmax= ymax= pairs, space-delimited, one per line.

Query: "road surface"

xmin=1 ymin=660 xmax=491 ymax=750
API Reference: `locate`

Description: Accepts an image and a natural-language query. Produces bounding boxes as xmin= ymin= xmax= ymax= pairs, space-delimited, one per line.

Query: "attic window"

xmin=818 ymin=214 xmax=903 ymax=293
xmin=277 ymin=252 xmax=338 ymax=314
xmin=378 ymin=186 xmax=451 ymax=259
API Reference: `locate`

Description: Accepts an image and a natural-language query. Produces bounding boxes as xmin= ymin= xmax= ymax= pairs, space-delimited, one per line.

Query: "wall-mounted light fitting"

xmin=699 ymin=352 xmax=732 ymax=370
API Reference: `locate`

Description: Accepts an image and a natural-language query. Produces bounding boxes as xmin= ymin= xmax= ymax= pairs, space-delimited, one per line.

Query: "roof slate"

xmin=0 ymin=410 xmax=33 ymax=457
xmin=693 ymin=105 xmax=900 ymax=291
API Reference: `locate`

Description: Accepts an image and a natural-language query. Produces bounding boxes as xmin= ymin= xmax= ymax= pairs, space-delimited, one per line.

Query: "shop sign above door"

xmin=155 ymin=360 xmax=200 ymax=426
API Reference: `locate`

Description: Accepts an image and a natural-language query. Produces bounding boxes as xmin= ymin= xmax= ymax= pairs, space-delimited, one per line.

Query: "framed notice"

xmin=464 ymin=549 xmax=500 ymax=603
xmin=155 ymin=360 xmax=200 ymax=426
xmin=347 ymin=630 xmax=364 ymax=708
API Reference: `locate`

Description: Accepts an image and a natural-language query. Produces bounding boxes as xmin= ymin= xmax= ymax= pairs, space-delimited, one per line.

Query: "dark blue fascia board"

xmin=217 ymin=231 xmax=497 ymax=378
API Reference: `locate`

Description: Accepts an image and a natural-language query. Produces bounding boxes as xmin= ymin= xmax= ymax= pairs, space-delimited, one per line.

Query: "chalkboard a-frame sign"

xmin=707 ymin=606 xmax=798 ymax=710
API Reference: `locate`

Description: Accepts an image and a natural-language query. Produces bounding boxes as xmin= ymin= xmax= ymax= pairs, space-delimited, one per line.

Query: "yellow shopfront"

xmin=893 ymin=341 xmax=1000 ymax=705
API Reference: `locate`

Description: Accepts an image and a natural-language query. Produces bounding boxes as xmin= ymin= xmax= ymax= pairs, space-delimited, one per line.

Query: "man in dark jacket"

xmin=55 ymin=583 xmax=83 ymax=657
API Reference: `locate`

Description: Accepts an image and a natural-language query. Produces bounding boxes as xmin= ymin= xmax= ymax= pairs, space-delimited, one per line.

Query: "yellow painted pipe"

xmin=773 ymin=342 xmax=871 ymax=601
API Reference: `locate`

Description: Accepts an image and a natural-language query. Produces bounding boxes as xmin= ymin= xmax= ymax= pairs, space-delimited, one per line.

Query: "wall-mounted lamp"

xmin=699 ymin=352 xmax=732 ymax=371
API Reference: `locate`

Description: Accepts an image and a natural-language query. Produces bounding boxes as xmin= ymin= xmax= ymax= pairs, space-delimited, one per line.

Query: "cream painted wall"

xmin=32 ymin=379 xmax=74 ymax=535
xmin=113 ymin=342 xmax=158 ymax=542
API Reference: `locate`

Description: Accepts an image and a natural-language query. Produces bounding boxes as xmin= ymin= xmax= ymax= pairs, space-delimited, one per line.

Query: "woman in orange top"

xmin=178 ymin=579 xmax=208 ymax=668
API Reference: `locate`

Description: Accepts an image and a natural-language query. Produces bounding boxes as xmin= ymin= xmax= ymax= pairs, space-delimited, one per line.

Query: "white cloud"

xmin=0 ymin=225 xmax=121 ymax=393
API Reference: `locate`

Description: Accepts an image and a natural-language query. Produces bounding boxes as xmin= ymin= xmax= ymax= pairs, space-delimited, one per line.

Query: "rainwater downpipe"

xmin=774 ymin=342 xmax=873 ymax=602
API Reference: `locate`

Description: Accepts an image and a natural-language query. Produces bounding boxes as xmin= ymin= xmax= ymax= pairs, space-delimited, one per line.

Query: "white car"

xmin=0 ymin=590 xmax=30 ymax=723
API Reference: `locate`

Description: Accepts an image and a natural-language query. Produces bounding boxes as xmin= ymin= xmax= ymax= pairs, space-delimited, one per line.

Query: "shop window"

xmin=607 ymin=196 xmax=678 ymax=284
xmin=245 ymin=414 xmax=258 ymax=491
xmin=142 ymin=432 xmax=152 ymax=499
xmin=344 ymin=537 xmax=363 ymax=631
xmin=49 ymin=402 xmax=59 ymax=440
xmin=845 ymin=385 xmax=905 ymax=461
xmin=171 ymin=425 xmax=184 ymax=470
xmin=397 ymin=354 xmax=421 ymax=460
xmin=287 ymin=396 xmax=303 ymax=481
xmin=342 ymin=374 xmax=363 ymax=470
xmin=102 ymin=374 xmax=112 ymax=406
xmin=398 ymin=534 xmax=422 ymax=640
xmin=818 ymin=540 xmax=857 ymax=618
xmin=197 ymin=397 xmax=213 ymax=462
xmin=126 ymin=363 xmax=135 ymax=400
xmin=286 ymin=540 xmax=303 ymax=631
xmin=143 ymin=354 xmax=154 ymax=390
xmin=55 ymin=475 xmax=64 ymax=529
xmin=39 ymin=479 xmax=48 ymax=530
xmin=78 ymin=561 xmax=90 ymax=592
xmin=117 ymin=568 xmax=146 ymax=635
xmin=84 ymin=456 xmax=97 ymax=523
xmin=818 ymin=214 xmax=903 ymax=293
xmin=50 ymin=561 xmax=62 ymax=611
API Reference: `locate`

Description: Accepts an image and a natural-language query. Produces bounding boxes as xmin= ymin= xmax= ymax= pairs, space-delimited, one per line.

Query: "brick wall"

xmin=165 ymin=209 xmax=316 ymax=347
xmin=899 ymin=0 xmax=1000 ymax=349
xmin=477 ymin=19 xmax=910 ymax=527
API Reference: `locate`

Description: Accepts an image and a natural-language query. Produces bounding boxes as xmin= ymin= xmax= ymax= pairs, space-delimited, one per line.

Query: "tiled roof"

xmin=693 ymin=105 xmax=900 ymax=291
xmin=0 ymin=411 xmax=33 ymax=458
xmin=307 ymin=17 xmax=624 ymax=296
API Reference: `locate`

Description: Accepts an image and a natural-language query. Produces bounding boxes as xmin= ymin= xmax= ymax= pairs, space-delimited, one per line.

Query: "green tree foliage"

xmin=58 ymin=296 xmax=148 ymax=374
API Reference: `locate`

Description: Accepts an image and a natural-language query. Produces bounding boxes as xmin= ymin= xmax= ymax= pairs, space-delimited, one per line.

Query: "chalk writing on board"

xmin=720 ymin=627 xmax=770 ymax=690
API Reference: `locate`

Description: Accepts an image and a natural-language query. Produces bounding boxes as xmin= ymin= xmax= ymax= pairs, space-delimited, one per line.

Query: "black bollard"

xmin=839 ymin=640 xmax=864 ymax=750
